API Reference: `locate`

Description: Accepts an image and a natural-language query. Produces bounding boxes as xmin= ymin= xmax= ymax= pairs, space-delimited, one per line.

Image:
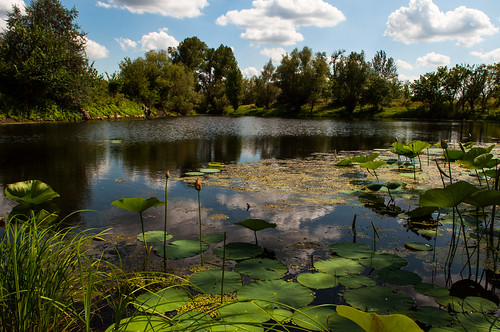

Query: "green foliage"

xmin=336 ymin=305 xmax=423 ymax=331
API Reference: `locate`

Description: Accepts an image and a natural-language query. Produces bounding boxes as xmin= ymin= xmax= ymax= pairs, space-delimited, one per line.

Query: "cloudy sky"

xmin=1 ymin=0 xmax=499 ymax=81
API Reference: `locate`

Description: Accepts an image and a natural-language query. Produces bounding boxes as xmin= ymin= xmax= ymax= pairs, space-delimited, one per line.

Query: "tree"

xmin=255 ymin=60 xmax=279 ymax=109
xmin=170 ymin=36 xmax=208 ymax=73
xmin=370 ymin=50 xmax=397 ymax=80
xmin=0 ymin=0 xmax=94 ymax=111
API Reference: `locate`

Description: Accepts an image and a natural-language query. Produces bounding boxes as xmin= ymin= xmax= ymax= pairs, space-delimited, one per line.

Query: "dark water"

xmin=1 ymin=116 xmax=499 ymax=280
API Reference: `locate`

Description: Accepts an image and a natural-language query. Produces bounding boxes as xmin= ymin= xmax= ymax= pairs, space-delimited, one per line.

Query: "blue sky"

xmin=1 ymin=0 xmax=499 ymax=81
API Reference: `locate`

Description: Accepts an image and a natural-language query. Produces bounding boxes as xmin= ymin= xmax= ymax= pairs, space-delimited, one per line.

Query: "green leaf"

xmin=414 ymin=283 xmax=449 ymax=297
xmin=366 ymin=183 xmax=384 ymax=191
xmin=133 ymin=288 xmax=189 ymax=314
xmin=5 ymin=180 xmax=60 ymax=204
xmin=338 ymin=275 xmax=376 ymax=288
xmin=234 ymin=219 xmax=277 ymax=232
xmin=404 ymin=242 xmax=434 ymax=251
xmin=443 ymin=149 xmax=464 ymax=161
xmin=238 ymin=280 xmax=314 ymax=308
xmin=327 ymin=312 xmax=364 ymax=331
xmin=408 ymin=140 xmax=431 ymax=154
xmin=336 ymin=305 xmax=423 ymax=331
xmin=153 ymin=240 xmax=208 ymax=259
xmin=189 ymin=270 xmax=242 ymax=294
xmin=464 ymin=189 xmax=500 ymax=207
xmin=416 ymin=306 xmax=453 ymax=327
xmin=213 ymin=242 xmax=263 ymax=260
xmin=235 ymin=258 xmax=287 ymax=280
xmin=376 ymin=269 xmax=422 ymax=286
xmin=343 ymin=286 xmax=415 ymax=313
xmin=112 ymin=197 xmax=164 ymax=213
xmin=453 ymin=312 xmax=500 ymax=331
xmin=359 ymin=253 xmax=408 ymax=270
xmin=105 ymin=316 xmax=166 ymax=332
xmin=359 ymin=160 xmax=387 ymax=170
xmin=201 ymin=233 xmax=225 ymax=244
xmin=314 ymin=257 xmax=364 ymax=276
xmin=328 ymin=242 xmax=374 ymax=259
xmin=352 ymin=153 xmax=380 ymax=163
xmin=137 ymin=230 xmax=173 ymax=243
xmin=419 ymin=181 xmax=479 ymax=208
xmin=292 ymin=306 xmax=335 ymax=331
xmin=218 ymin=301 xmax=271 ymax=323
xmin=296 ymin=272 xmax=338 ymax=289
xmin=336 ymin=158 xmax=353 ymax=166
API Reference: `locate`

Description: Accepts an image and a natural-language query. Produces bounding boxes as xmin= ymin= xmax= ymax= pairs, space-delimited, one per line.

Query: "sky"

xmin=0 ymin=0 xmax=499 ymax=82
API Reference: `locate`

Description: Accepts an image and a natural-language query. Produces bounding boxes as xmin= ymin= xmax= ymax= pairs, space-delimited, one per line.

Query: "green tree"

xmin=170 ymin=36 xmax=208 ymax=73
xmin=255 ymin=60 xmax=280 ymax=109
xmin=441 ymin=65 xmax=463 ymax=117
xmin=0 ymin=0 xmax=94 ymax=112
xmin=370 ymin=50 xmax=397 ymax=80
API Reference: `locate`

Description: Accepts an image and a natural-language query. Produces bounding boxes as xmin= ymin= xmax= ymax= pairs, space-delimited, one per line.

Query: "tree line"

xmin=0 ymin=0 xmax=499 ymax=120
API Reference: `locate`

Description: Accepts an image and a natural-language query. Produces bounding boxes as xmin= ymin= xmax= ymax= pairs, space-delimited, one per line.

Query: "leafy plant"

xmin=235 ymin=218 xmax=277 ymax=244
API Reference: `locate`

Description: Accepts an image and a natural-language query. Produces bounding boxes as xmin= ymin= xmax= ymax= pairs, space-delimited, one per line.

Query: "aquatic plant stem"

xmin=221 ymin=232 xmax=227 ymax=304
xmin=198 ymin=189 xmax=203 ymax=266
xmin=164 ymin=171 xmax=169 ymax=272
xmin=139 ymin=212 xmax=149 ymax=271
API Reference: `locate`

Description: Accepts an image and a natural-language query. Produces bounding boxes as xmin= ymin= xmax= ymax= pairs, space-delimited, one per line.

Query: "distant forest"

xmin=1 ymin=0 xmax=499 ymax=121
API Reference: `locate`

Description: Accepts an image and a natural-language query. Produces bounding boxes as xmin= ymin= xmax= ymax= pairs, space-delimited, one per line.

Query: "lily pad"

xmin=292 ymin=306 xmax=335 ymax=331
xmin=328 ymin=242 xmax=374 ymax=259
xmin=419 ymin=181 xmax=479 ymax=208
xmin=338 ymin=275 xmax=376 ymax=289
xmin=201 ymin=233 xmax=225 ymax=244
xmin=5 ymin=180 xmax=60 ymax=204
xmin=104 ymin=316 xmax=166 ymax=332
xmin=218 ymin=301 xmax=271 ymax=324
xmin=234 ymin=219 xmax=277 ymax=232
xmin=189 ymin=270 xmax=242 ymax=294
xmin=213 ymin=242 xmax=263 ymax=260
xmin=327 ymin=312 xmax=364 ymax=331
xmin=414 ymin=283 xmax=450 ymax=297
xmin=137 ymin=230 xmax=173 ymax=243
xmin=112 ymin=197 xmax=164 ymax=214
xmin=185 ymin=172 xmax=205 ymax=176
xmin=416 ymin=306 xmax=453 ymax=327
xmin=376 ymin=269 xmax=422 ymax=286
xmin=133 ymin=288 xmax=189 ymax=314
xmin=458 ymin=296 xmax=499 ymax=313
xmin=405 ymin=242 xmax=434 ymax=251
xmin=296 ymin=272 xmax=338 ymax=289
xmin=336 ymin=305 xmax=422 ymax=331
xmin=314 ymin=257 xmax=364 ymax=276
xmin=453 ymin=312 xmax=500 ymax=331
xmin=235 ymin=258 xmax=287 ymax=280
xmin=343 ymin=286 xmax=414 ymax=313
xmin=359 ymin=253 xmax=408 ymax=270
xmin=153 ymin=240 xmax=208 ymax=259
xmin=199 ymin=168 xmax=221 ymax=173
xmin=238 ymin=280 xmax=314 ymax=308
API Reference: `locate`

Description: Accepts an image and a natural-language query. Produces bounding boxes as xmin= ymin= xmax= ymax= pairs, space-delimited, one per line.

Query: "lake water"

xmin=1 ymin=116 xmax=500 ymax=282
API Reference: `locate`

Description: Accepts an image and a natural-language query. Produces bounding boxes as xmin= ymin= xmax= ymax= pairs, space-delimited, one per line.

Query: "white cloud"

xmin=216 ymin=0 xmax=345 ymax=45
xmin=116 ymin=28 xmax=178 ymax=52
xmin=97 ymin=0 xmax=208 ymax=18
xmin=260 ymin=47 xmax=286 ymax=63
xmin=85 ymin=38 xmax=109 ymax=59
xmin=242 ymin=67 xmax=259 ymax=78
xmin=396 ymin=59 xmax=414 ymax=71
xmin=471 ymin=48 xmax=500 ymax=62
xmin=385 ymin=0 xmax=498 ymax=47
xmin=416 ymin=52 xmax=450 ymax=67
xmin=0 ymin=0 xmax=24 ymax=30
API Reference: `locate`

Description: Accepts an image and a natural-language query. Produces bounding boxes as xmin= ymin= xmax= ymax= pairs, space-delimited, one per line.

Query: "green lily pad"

xmin=235 ymin=258 xmax=287 ymax=280
xmin=292 ymin=306 xmax=335 ymax=331
xmin=314 ymin=258 xmax=364 ymax=276
xmin=268 ymin=308 xmax=293 ymax=323
xmin=328 ymin=242 xmax=374 ymax=259
xmin=417 ymin=229 xmax=442 ymax=238
xmin=104 ymin=316 xmax=166 ymax=332
xmin=208 ymin=324 xmax=263 ymax=332
xmin=343 ymin=286 xmax=414 ymax=313
xmin=218 ymin=301 xmax=271 ymax=324
xmin=338 ymin=275 xmax=376 ymax=288
xmin=414 ymin=283 xmax=450 ymax=297
xmin=199 ymin=168 xmax=221 ymax=173
xmin=238 ymin=280 xmax=314 ymax=308
xmin=453 ymin=312 xmax=500 ymax=331
xmin=112 ymin=197 xmax=164 ymax=214
xmin=133 ymin=288 xmax=189 ymax=314
xmin=185 ymin=172 xmax=205 ymax=176
xmin=458 ymin=296 xmax=499 ymax=313
xmin=137 ymin=230 xmax=173 ymax=243
xmin=296 ymin=272 xmax=338 ymax=289
xmin=416 ymin=306 xmax=453 ymax=327
xmin=336 ymin=305 xmax=423 ymax=331
xmin=419 ymin=181 xmax=479 ymax=208
xmin=189 ymin=270 xmax=242 ymax=294
xmin=5 ymin=180 xmax=60 ymax=204
xmin=168 ymin=311 xmax=212 ymax=331
xmin=359 ymin=253 xmax=408 ymax=270
xmin=234 ymin=219 xmax=277 ymax=232
xmin=201 ymin=233 xmax=225 ymax=244
xmin=213 ymin=242 xmax=263 ymax=260
xmin=327 ymin=312 xmax=364 ymax=331
xmin=404 ymin=242 xmax=434 ymax=251
xmin=376 ymin=269 xmax=422 ymax=286
xmin=153 ymin=240 xmax=208 ymax=259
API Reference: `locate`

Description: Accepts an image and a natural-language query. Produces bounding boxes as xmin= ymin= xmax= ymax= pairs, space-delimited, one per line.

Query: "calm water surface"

xmin=1 ymin=116 xmax=499 ymax=280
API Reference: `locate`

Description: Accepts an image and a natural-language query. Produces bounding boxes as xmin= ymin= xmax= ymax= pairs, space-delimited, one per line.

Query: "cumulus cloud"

xmin=242 ymin=67 xmax=259 ymax=78
xmin=0 ymin=0 xmax=24 ymax=29
xmin=216 ymin=0 xmax=345 ymax=45
xmin=261 ymin=47 xmax=286 ymax=63
xmin=396 ymin=59 xmax=414 ymax=71
xmin=116 ymin=28 xmax=178 ymax=52
xmin=97 ymin=0 xmax=208 ymax=18
xmin=385 ymin=0 xmax=498 ymax=47
xmin=416 ymin=52 xmax=450 ymax=67
xmin=471 ymin=48 xmax=500 ymax=61
xmin=85 ymin=38 xmax=109 ymax=59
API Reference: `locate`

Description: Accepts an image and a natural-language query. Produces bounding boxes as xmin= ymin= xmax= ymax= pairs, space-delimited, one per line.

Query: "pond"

xmin=1 ymin=116 xmax=500 ymax=289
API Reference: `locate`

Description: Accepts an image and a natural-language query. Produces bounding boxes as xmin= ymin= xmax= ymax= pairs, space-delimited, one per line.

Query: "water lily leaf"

xmin=235 ymin=219 xmax=277 ymax=232
xmin=338 ymin=275 xmax=376 ymax=288
xmin=208 ymin=324 xmax=263 ymax=332
xmin=419 ymin=181 xmax=479 ymax=208
xmin=343 ymin=286 xmax=414 ymax=313
xmin=133 ymin=288 xmax=189 ymax=314
xmin=105 ymin=316 xmax=166 ymax=332
xmin=235 ymin=258 xmax=287 ymax=280
xmin=238 ymin=280 xmax=314 ymax=308
xmin=444 ymin=149 xmax=464 ymax=161
xmin=359 ymin=253 xmax=408 ymax=270
xmin=213 ymin=242 xmax=263 ymax=260
xmin=376 ymin=269 xmax=422 ymax=286
xmin=185 ymin=172 xmax=205 ymax=176
xmin=385 ymin=182 xmax=403 ymax=190
xmin=199 ymin=168 xmax=220 ymax=173
xmin=137 ymin=230 xmax=173 ymax=243
xmin=314 ymin=257 xmax=364 ymax=276
xmin=112 ymin=197 xmax=164 ymax=213
xmin=414 ymin=283 xmax=449 ymax=297
xmin=296 ymin=272 xmax=338 ymax=289
xmin=352 ymin=153 xmax=380 ymax=163
xmin=218 ymin=301 xmax=271 ymax=323
xmin=201 ymin=233 xmax=225 ymax=244
xmin=366 ymin=183 xmax=384 ymax=191
xmin=336 ymin=305 xmax=422 ymax=331
xmin=405 ymin=242 xmax=434 ymax=251
xmin=407 ymin=206 xmax=438 ymax=218
xmin=453 ymin=312 xmax=500 ymax=331
xmin=417 ymin=229 xmax=442 ymax=238
xmin=168 ymin=311 xmax=212 ymax=331
xmin=336 ymin=158 xmax=353 ymax=166
xmin=464 ymin=189 xmax=500 ymax=207
xmin=328 ymin=242 xmax=374 ymax=259
xmin=327 ymin=312 xmax=364 ymax=331
xmin=268 ymin=308 xmax=293 ymax=323
xmin=416 ymin=306 xmax=453 ymax=327
xmin=457 ymin=296 xmax=499 ymax=313
xmin=5 ymin=180 xmax=60 ymax=204
xmin=408 ymin=140 xmax=431 ymax=154
xmin=359 ymin=160 xmax=387 ymax=170
xmin=153 ymin=240 xmax=208 ymax=259
xmin=189 ymin=270 xmax=242 ymax=294
xmin=292 ymin=306 xmax=335 ymax=331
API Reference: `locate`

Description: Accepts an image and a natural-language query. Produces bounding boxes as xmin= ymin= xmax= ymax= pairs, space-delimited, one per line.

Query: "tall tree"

xmin=0 ymin=0 xmax=93 ymax=111
xmin=370 ymin=50 xmax=397 ymax=80
xmin=255 ymin=60 xmax=280 ymax=109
